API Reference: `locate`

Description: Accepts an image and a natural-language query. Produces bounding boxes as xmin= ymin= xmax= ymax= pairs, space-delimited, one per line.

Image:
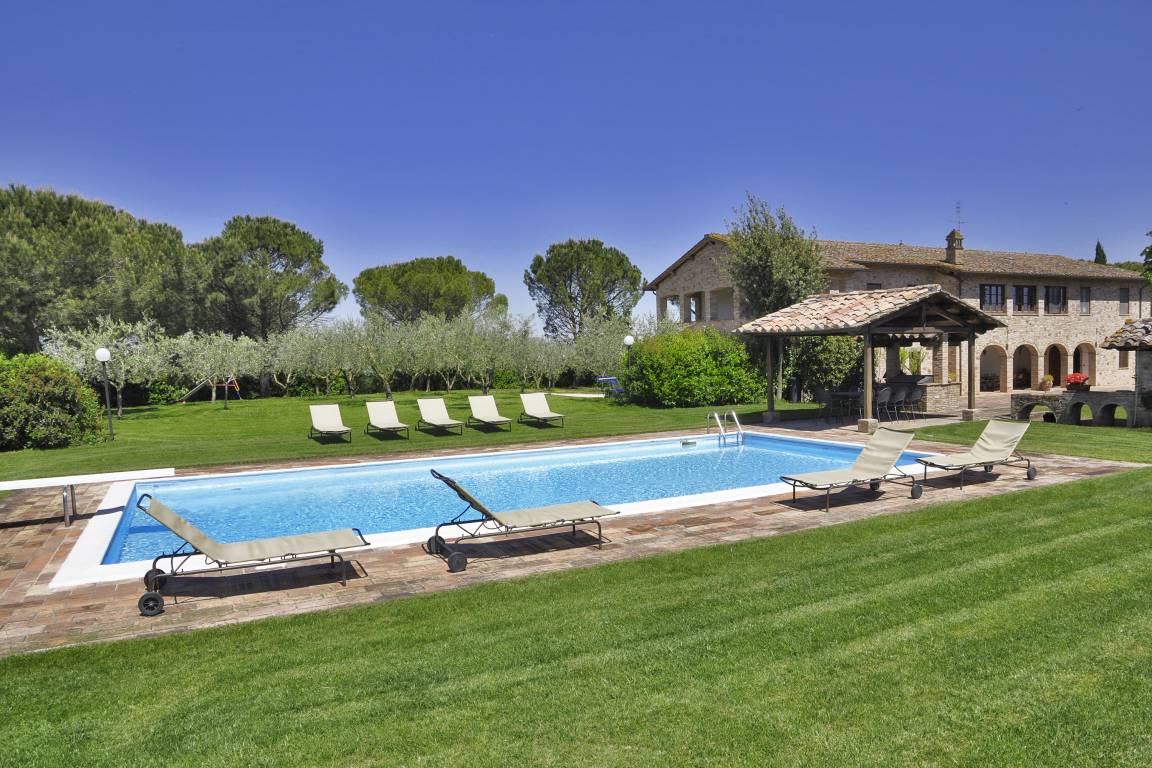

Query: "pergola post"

xmin=763 ymin=336 xmax=779 ymax=423
xmin=962 ymin=330 xmax=977 ymax=421
xmin=859 ymin=329 xmax=878 ymax=434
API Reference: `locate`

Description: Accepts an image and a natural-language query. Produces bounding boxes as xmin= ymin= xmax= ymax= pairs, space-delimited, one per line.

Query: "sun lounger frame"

xmin=466 ymin=395 xmax=513 ymax=432
xmin=416 ymin=398 xmax=465 ymax=435
xmin=517 ymin=393 xmax=565 ymax=427
xmin=915 ymin=451 xmax=1035 ymax=488
xmin=427 ymin=469 xmax=615 ymax=572
xmin=364 ymin=401 xmax=410 ymax=439
xmin=134 ymin=494 xmax=369 ymax=615
xmin=780 ymin=465 xmax=921 ymax=513
xmin=779 ymin=428 xmax=922 ymax=513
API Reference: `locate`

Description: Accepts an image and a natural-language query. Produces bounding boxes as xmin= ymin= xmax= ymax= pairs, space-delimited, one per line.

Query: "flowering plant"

xmin=1066 ymin=372 xmax=1089 ymax=385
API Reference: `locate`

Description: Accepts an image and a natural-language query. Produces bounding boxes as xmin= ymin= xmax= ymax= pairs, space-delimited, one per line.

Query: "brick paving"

xmin=0 ymin=426 xmax=1141 ymax=658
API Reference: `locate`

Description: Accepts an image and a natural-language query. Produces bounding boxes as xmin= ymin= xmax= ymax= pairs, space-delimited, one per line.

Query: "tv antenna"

xmin=953 ymin=201 xmax=967 ymax=231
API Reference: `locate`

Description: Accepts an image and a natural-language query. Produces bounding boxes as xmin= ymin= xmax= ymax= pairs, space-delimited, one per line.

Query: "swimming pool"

xmin=100 ymin=432 xmax=926 ymax=566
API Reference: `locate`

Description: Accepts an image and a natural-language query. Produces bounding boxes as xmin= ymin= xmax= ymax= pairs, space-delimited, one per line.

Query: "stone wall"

xmin=1010 ymin=389 xmax=1150 ymax=427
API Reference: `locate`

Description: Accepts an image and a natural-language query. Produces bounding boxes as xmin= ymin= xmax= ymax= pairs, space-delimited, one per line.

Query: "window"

xmin=1045 ymin=286 xmax=1068 ymax=315
xmin=660 ymin=295 xmax=680 ymax=321
xmin=1079 ymin=286 xmax=1092 ymax=314
xmin=1014 ymin=285 xmax=1037 ymax=313
xmin=709 ymin=288 xmax=735 ymax=321
xmin=980 ymin=284 xmax=1006 ymax=312
xmin=1119 ymin=287 xmax=1131 ymax=316
xmin=1120 ymin=350 xmax=1130 ymax=369
xmin=865 ymin=282 xmax=882 ymax=290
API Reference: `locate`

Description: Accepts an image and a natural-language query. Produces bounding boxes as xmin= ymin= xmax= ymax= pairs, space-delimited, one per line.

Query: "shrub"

xmin=786 ymin=336 xmax=863 ymax=396
xmin=0 ymin=354 xmax=104 ymax=450
xmin=623 ymin=327 xmax=763 ymax=407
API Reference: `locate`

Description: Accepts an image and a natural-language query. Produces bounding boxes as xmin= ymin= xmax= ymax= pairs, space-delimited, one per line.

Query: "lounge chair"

xmin=780 ymin=428 xmax=922 ymax=512
xmin=365 ymin=400 xmax=410 ymax=439
xmin=416 ymin=398 xmax=465 ymax=434
xmin=134 ymin=494 xmax=369 ymax=616
xmin=915 ymin=419 xmax=1036 ymax=488
xmin=427 ymin=469 xmax=618 ymax=572
xmin=467 ymin=395 xmax=513 ymax=431
xmin=309 ymin=404 xmax=352 ymax=442
xmin=518 ymin=392 xmax=565 ymax=427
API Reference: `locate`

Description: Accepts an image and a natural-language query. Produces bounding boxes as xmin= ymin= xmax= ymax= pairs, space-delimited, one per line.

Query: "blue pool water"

xmin=103 ymin=433 xmax=924 ymax=564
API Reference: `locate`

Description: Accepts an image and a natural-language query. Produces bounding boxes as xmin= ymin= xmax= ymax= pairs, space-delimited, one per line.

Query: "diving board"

xmin=0 ymin=468 xmax=176 ymax=526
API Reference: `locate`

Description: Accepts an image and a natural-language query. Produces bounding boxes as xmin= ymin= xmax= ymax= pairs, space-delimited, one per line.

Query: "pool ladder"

xmin=706 ymin=411 xmax=744 ymax=446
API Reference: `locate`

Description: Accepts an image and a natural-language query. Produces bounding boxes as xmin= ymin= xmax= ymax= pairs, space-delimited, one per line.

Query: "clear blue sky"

xmin=3 ymin=1 xmax=1149 ymax=320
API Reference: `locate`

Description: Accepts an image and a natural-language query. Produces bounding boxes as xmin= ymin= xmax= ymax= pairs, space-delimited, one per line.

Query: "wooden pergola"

xmin=736 ymin=284 xmax=1006 ymax=432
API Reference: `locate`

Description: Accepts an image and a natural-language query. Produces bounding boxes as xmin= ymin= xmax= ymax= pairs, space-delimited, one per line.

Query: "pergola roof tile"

xmin=1102 ymin=318 xmax=1152 ymax=350
xmin=737 ymin=284 xmax=1003 ymax=337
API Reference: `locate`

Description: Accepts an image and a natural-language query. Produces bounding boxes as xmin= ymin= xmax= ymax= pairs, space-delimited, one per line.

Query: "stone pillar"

xmin=885 ymin=344 xmax=902 ymax=381
xmin=931 ymin=336 xmax=946 ymax=384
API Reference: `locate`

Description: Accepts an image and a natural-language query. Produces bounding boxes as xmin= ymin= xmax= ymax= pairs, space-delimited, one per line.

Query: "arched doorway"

xmin=979 ymin=345 xmax=1008 ymax=392
xmin=1044 ymin=344 xmax=1067 ymax=386
xmin=1072 ymin=343 xmax=1096 ymax=384
xmin=1012 ymin=345 xmax=1038 ymax=390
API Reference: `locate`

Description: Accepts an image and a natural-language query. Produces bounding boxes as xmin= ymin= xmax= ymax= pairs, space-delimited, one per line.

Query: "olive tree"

xmin=43 ymin=317 xmax=171 ymax=417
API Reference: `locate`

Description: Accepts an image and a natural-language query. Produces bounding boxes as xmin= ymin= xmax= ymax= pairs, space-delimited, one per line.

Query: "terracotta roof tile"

xmin=736 ymin=284 xmax=1004 ymax=336
xmin=1102 ymin=319 xmax=1152 ymax=350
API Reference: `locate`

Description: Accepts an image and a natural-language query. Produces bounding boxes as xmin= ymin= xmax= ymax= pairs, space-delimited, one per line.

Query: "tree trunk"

xmin=259 ymin=372 xmax=271 ymax=397
xmin=115 ymin=387 xmax=124 ymax=418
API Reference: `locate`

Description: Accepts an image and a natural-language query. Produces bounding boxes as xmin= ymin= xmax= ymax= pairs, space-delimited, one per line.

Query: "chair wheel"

xmin=983 ymin=464 xmax=993 ymax=473
xmin=138 ymin=591 xmax=165 ymax=617
xmin=143 ymin=568 xmax=165 ymax=589
xmin=1026 ymin=466 xmax=1037 ymax=480
xmin=869 ymin=480 xmax=881 ymax=491
xmin=426 ymin=535 xmax=445 ymax=555
xmin=447 ymin=552 xmax=468 ymax=573
xmin=911 ymin=483 xmax=923 ymax=499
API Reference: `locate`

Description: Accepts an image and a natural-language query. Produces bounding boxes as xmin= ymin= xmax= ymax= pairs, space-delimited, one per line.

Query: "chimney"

xmin=945 ymin=229 xmax=964 ymax=264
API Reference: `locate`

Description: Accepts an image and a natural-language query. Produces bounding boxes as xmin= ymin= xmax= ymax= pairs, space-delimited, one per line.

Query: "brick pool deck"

xmin=0 ymin=426 xmax=1141 ymax=658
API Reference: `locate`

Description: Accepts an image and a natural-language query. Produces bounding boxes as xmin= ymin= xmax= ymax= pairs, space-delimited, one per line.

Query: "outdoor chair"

xmin=888 ymin=387 xmax=908 ymax=420
xmin=903 ymin=385 xmax=926 ymax=418
xmin=466 ymin=395 xmax=513 ymax=431
xmin=416 ymin=398 xmax=465 ymax=434
xmin=134 ymin=494 xmax=369 ymax=617
xmin=364 ymin=400 xmax=409 ymax=439
xmin=780 ymin=428 xmax=922 ymax=512
xmin=872 ymin=387 xmax=892 ymax=420
xmin=427 ymin=469 xmax=618 ymax=572
xmin=915 ymin=420 xmax=1036 ymax=488
xmin=518 ymin=392 xmax=565 ymax=427
xmin=309 ymin=404 xmax=352 ymax=442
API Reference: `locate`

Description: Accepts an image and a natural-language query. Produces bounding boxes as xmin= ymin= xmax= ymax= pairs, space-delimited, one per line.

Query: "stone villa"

xmin=646 ymin=230 xmax=1149 ymax=391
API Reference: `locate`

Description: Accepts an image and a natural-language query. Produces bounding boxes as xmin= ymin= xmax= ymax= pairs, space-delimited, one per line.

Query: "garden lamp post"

xmin=622 ymin=335 xmax=635 ymax=384
xmin=94 ymin=347 xmax=115 ymax=441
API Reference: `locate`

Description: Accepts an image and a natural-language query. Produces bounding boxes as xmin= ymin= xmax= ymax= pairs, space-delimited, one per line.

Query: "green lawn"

xmin=0 ymin=391 xmax=814 ymax=482
xmin=914 ymin=420 xmax=1152 ymax=464
xmin=3 ymin=468 xmax=1151 ymax=766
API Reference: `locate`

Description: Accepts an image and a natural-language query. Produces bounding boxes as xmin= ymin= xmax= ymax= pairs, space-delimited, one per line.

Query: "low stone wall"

xmin=923 ymin=382 xmax=962 ymax=415
xmin=1010 ymin=390 xmax=1149 ymax=426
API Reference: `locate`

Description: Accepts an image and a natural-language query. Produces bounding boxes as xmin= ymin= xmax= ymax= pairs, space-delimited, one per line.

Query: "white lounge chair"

xmin=916 ymin=420 xmax=1036 ymax=488
xmin=309 ymin=404 xmax=351 ymax=442
xmin=417 ymin=398 xmax=464 ymax=435
xmin=518 ymin=392 xmax=565 ymax=427
xmin=365 ymin=400 xmax=409 ymax=439
xmin=135 ymin=494 xmax=369 ymax=616
xmin=780 ymin=428 xmax=922 ymax=512
xmin=428 ymin=469 xmax=618 ymax=572
xmin=467 ymin=395 xmax=513 ymax=431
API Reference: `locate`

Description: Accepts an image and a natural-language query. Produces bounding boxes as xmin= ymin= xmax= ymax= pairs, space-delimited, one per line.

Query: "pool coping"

xmin=51 ymin=429 xmax=936 ymax=590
